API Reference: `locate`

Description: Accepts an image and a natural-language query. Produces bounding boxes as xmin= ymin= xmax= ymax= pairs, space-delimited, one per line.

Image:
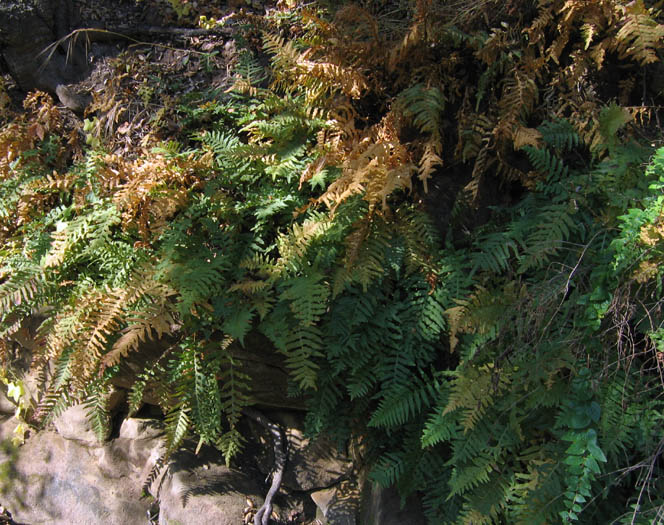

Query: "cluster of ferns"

xmin=1 ymin=1 xmax=664 ymax=522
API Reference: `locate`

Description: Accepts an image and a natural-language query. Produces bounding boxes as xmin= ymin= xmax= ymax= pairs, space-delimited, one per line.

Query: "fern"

xmin=369 ymin=377 xmax=436 ymax=429
xmin=83 ymin=379 xmax=114 ymax=442
xmin=281 ymin=324 xmax=323 ymax=391
xmin=371 ymin=451 xmax=406 ymax=487
xmin=0 ymin=257 xmax=44 ymax=314
xmin=614 ymin=0 xmax=664 ymax=65
xmin=523 ymin=145 xmax=570 ymax=181
xmin=280 ymin=273 xmax=330 ymax=326
xmin=539 ymin=119 xmax=580 ymax=152
xmin=1 ymin=6 xmax=664 ymax=524
xmin=192 ymin=350 xmax=222 ymax=447
xmin=421 ymin=382 xmax=459 ymax=448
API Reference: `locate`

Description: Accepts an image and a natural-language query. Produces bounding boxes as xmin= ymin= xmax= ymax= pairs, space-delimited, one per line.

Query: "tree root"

xmin=244 ymin=408 xmax=286 ymax=525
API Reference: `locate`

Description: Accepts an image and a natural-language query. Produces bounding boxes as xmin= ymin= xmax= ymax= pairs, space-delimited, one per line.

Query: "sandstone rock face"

xmin=0 ymin=390 xmax=15 ymax=416
xmin=283 ymin=427 xmax=353 ymax=492
xmin=52 ymin=403 xmax=98 ymax=443
xmin=230 ymin=333 xmax=307 ymax=411
xmin=52 ymin=388 xmax=124 ymax=443
xmin=0 ymin=416 xmax=158 ymax=525
xmin=0 ymin=410 xmax=428 ymax=525
xmin=156 ymin=446 xmax=266 ymax=525
xmin=119 ymin=416 xmax=165 ymax=441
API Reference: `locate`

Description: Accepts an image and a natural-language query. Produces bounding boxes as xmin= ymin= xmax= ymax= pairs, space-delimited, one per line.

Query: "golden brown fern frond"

xmin=60 ymin=269 xmax=177 ymax=384
xmin=418 ymin=140 xmax=443 ymax=193
xmin=0 ymin=92 xmax=66 ymax=181
xmin=388 ymin=12 xmax=426 ymax=73
xmin=264 ymin=30 xmax=369 ymax=104
xmin=101 ymin=303 xmax=175 ymax=370
xmin=513 ymin=127 xmax=543 ymax=150
xmin=316 ymin=114 xmax=416 ymax=212
xmin=464 ymin=141 xmax=493 ymax=205
xmin=494 ymin=67 xmax=539 ymax=142
xmin=16 ymin=171 xmax=79 ymax=226
xmin=613 ymin=0 xmax=664 ymax=66
xmin=111 ymin=151 xmax=211 ymax=239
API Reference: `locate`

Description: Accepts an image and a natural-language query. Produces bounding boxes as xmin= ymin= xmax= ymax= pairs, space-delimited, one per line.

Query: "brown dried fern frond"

xmin=613 ymin=0 xmax=664 ymax=66
xmin=111 ymin=151 xmax=211 ymax=239
xmin=494 ymin=67 xmax=539 ymax=143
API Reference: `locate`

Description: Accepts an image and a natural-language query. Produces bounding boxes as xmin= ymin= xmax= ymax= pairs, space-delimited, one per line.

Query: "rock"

xmin=55 ymin=84 xmax=91 ymax=113
xmin=311 ymin=478 xmax=361 ymax=525
xmin=155 ymin=445 xmax=268 ymax=525
xmin=53 ymin=388 xmax=124 ymax=443
xmin=0 ymin=415 xmax=159 ymax=525
xmin=119 ymin=417 xmax=164 ymax=440
xmin=0 ymin=415 xmax=20 ymax=442
xmin=250 ymin=410 xmax=353 ymax=492
xmin=0 ymin=390 xmax=15 ymax=416
xmin=283 ymin=427 xmax=353 ymax=491
xmin=359 ymin=484 xmax=427 ymax=525
xmin=52 ymin=403 xmax=100 ymax=443
xmin=0 ymin=0 xmax=87 ymax=93
xmin=231 ymin=332 xmax=307 ymax=411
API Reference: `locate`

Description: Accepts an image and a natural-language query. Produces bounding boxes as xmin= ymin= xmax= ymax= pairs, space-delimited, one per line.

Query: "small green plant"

xmin=558 ymin=369 xmax=607 ymax=522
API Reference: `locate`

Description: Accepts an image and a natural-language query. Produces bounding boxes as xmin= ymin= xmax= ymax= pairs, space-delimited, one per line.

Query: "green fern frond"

xmin=164 ymin=403 xmax=191 ymax=456
xmin=445 ymin=365 xmax=511 ymax=433
xmin=369 ymin=377 xmax=436 ymax=429
xmin=598 ymin=104 xmax=631 ymax=148
xmin=217 ymin=339 xmax=252 ymax=430
xmin=449 ymin=455 xmax=495 ymax=498
xmin=222 ymin=306 xmax=254 ymax=345
xmin=396 ymin=84 xmax=446 ymax=136
xmin=422 ymin=383 xmax=459 ymax=448
xmin=217 ymin=427 xmax=245 ymax=467
xmin=519 ymin=202 xmax=578 ymax=273
xmin=539 ymin=119 xmax=580 ymax=151
xmin=43 ymin=202 xmax=121 ymax=268
xmin=470 ymin=231 xmax=521 ymax=274
xmin=192 ymin=353 xmax=222 ymax=445
xmin=523 ymin=145 xmax=570 ymax=181
xmin=371 ymin=451 xmax=405 ymax=487
xmin=282 ymin=324 xmax=323 ymax=390
xmin=0 ymin=257 xmax=44 ymax=314
xmin=83 ymin=380 xmax=113 ymax=442
xmin=280 ymin=272 xmax=330 ymax=326
xmin=38 ymin=389 xmax=73 ymax=427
